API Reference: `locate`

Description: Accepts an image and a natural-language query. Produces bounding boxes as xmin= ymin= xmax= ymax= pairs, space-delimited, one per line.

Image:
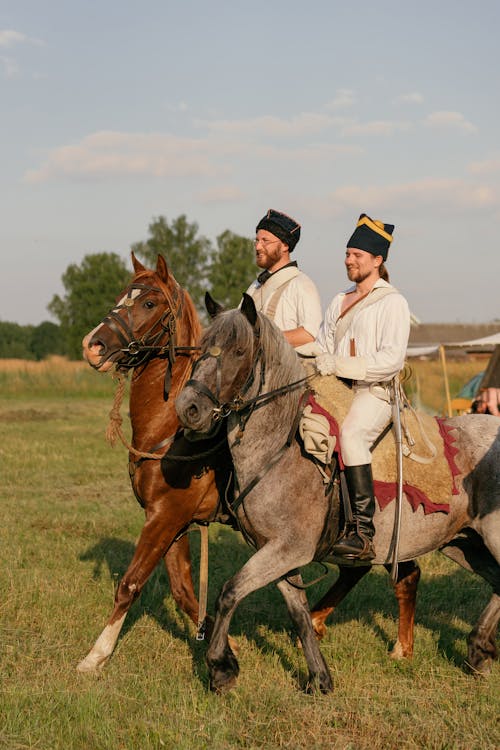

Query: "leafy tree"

xmin=132 ymin=215 xmax=212 ymax=311
xmin=48 ymin=252 xmax=131 ymax=360
xmin=207 ymin=230 xmax=256 ymax=309
xmin=30 ymin=321 xmax=65 ymax=360
xmin=0 ymin=321 xmax=34 ymax=359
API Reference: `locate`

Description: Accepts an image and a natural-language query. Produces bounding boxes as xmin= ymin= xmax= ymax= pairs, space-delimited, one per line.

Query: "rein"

xmin=106 ymin=371 xmax=177 ymax=459
xmin=185 ymin=344 xmax=312 ymax=422
xmin=97 ymin=273 xmax=202 ymax=460
xmin=186 ymin=333 xmax=314 ymax=520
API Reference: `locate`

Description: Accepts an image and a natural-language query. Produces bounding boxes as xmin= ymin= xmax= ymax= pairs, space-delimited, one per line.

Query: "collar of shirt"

xmin=257 ymin=260 xmax=298 ymax=286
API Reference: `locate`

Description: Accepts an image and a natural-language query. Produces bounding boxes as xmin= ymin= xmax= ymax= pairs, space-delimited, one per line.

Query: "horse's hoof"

xmin=464 ymin=658 xmax=493 ymax=678
xmin=76 ymin=652 xmax=108 ymax=673
xmin=207 ymin=649 xmax=240 ymax=693
xmin=209 ymin=672 xmax=239 ymax=693
xmin=305 ymin=672 xmax=333 ymax=694
xmin=389 ymin=640 xmax=412 ymax=660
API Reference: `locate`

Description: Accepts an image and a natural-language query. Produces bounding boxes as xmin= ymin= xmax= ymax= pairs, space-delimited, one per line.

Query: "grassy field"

xmin=0 ymin=358 xmax=498 ymax=749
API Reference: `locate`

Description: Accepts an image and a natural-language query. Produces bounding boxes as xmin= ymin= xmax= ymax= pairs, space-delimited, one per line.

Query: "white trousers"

xmin=340 ymin=384 xmax=392 ymax=466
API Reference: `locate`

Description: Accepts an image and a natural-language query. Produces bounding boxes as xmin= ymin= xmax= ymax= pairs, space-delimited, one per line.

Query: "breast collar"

xmin=257 ymin=260 xmax=298 ymax=286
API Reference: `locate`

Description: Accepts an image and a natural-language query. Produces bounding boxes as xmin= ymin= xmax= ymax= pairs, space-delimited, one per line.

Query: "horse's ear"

xmin=205 ymin=291 xmax=224 ymax=319
xmin=240 ymin=293 xmax=258 ymax=328
xmin=156 ymin=254 xmax=170 ymax=284
xmin=131 ymin=252 xmax=146 ymax=273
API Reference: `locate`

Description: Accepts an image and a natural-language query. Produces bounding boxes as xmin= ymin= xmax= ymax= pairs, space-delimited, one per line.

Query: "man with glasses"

xmin=245 ymin=208 xmax=322 ymax=348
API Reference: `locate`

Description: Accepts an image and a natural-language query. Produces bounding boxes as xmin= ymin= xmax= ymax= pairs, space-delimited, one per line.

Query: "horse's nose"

xmin=89 ymin=335 xmax=108 ymax=355
xmin=184 ymin=402 xmax=199 ymax=424
xmin=176 ymin=393 xmax=199 ymax=427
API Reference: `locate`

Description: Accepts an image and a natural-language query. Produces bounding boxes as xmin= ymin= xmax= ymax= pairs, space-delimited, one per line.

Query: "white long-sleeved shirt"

xmin=316 ymin=278 xmax=410 ymax=383
xmin=246 ymin=266 xmax=322 ymax=339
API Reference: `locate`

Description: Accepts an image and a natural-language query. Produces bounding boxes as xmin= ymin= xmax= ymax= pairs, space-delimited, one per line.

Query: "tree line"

xmin=0 ymin=215 xmax=256 ymax=360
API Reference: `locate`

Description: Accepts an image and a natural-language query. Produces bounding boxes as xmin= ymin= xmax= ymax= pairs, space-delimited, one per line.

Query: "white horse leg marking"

xmin=76 ymin=614 xmax=127 ymax=673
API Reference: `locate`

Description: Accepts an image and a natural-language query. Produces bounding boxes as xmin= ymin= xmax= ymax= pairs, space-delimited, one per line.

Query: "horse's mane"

xmin=255 ymin=311 xmax=304 ymax=391
xmin=202 ymin=309 xmax=305 ymax=429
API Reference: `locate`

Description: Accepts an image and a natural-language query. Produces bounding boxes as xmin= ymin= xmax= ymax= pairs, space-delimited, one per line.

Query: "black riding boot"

xmin=331 ymin=464 xmax=376 ymax=562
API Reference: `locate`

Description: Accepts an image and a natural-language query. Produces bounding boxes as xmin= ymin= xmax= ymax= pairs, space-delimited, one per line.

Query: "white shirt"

xmin=316 ymin=278 xmax=410 ymax=383
xmin=246 ymin=267 xmax=322 ymax=338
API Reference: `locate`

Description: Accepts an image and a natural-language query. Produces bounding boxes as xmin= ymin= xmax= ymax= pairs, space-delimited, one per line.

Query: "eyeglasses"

xmin=254 ymin=237 xmax=280 ymax=248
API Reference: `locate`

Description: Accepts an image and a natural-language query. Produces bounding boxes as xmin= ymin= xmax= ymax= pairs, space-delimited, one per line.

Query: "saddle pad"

xmin=308 ymin=372 xmax=461 ymax=514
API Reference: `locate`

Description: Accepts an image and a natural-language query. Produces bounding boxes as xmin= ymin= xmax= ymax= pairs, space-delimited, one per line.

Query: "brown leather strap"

xmin=196 ymin=524 xmax=209 ymax=640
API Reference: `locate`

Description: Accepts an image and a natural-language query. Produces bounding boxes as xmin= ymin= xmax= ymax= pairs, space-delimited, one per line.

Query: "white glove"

xmin=315 ymin=352 xmax=337 ymax=376
xmin=295 ymin=341 xmax=324 ymax=357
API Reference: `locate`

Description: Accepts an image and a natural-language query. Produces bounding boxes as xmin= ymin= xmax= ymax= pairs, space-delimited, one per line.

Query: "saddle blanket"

xmin=303 ymin=388 xmax=461 ymax=516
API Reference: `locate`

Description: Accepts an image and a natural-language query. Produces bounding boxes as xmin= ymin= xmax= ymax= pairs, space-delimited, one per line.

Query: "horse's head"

xmin=176 ymin=294 xmax=261 ymax=434
xmin=82 ymin=253 xmax=200 ymax=372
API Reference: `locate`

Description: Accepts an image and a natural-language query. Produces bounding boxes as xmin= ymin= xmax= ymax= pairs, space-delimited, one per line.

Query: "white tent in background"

xmin=407 ymin=330 xmax=500 ymax=357
xmin=448 ymin=332 xmax=500 ymax=348
xmin=406 ymin=344 xmax=439 ymax=357
xmin=406 ymin=331 xmax=500 ymax=416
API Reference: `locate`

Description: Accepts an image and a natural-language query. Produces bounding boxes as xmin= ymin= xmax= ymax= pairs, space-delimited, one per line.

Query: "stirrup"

xmin=331 ymin=531 xmax=375 ymax=561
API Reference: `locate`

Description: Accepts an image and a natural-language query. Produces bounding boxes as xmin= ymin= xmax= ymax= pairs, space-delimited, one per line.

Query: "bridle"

xmin=184 ymin=327 xmax=314 ymax=527
xmin=92 ymin=277 xmax=200 ymax=373
xmin=185 ymin=333 xmax=311 ymax=428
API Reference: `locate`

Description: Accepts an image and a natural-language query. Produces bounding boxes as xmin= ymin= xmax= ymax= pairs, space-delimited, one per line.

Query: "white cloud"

xmin=23 ymin=131 xmax=225 ymax=183
xmin=24 ymin=126 xmax=364 ymax=184
xmin=201 ymin=112 xmax=343 ymax=138
xmin=197 ymin=185 xmax=245 ymax=203
xmin=0 ymin=29 xmax=43 ymax=47
xmin=319 ymin=178 xmax=498 ymax=215
xmin=0 ymin=55 xmax=19 ymax=77
xmin=423 ymin=110 xmax=477 ymax=133
xmin=397 ymin=92 xmax=424 ymax=104
xmin=341 ymin=119 xmax=411 ymax=136
xmin=0 ymin=30 xmax=27 ymax=47
xmin=468 ymin=156 xmax=500 ymax=175
xmin=326 ymin=89 xmax=356 ymax=111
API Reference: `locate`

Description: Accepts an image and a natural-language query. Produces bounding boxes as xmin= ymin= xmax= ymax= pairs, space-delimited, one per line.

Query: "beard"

xmin=347 ymin=266 xmax=371 ymax=283
xmin=256 ymin=245 xmax=282 ymax=269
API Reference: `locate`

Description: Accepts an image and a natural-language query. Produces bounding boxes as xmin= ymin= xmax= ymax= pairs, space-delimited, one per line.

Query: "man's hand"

xmin=315 ymin=352 xmax=337 ymax=376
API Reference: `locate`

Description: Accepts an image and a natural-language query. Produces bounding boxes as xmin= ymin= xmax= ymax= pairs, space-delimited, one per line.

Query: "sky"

xmin=1 ymin=0 xmax=500 ymax=326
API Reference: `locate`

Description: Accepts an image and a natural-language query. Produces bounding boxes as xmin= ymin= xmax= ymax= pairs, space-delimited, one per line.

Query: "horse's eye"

xmin=235 ymin=348 xmax=245 ymax=357
xmin=144 ymin=300 xmax=156 ymax=309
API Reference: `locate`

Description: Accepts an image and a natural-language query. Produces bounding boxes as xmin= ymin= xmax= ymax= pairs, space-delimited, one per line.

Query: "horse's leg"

xmin=440 ymin=529 xmax=500 ymax=675
xmin=206 ymin=543 xmax=332 ymax=693
xmin=310 ymin=565 xmax=371 ymax=640
xmin=309 ymin=561 xmax=421 ymax=659
xmin=276 ymin=573 xmax=333 ymax=693
xmin=384 ymin=560 xmax=421 ymax=659
xmin=466 ymin=593 xmax=500 ymax=676
xmin=77 ymin=506 xmax=196 ymax=673
xmin=163 ymin=535 xmax=199 ymax=628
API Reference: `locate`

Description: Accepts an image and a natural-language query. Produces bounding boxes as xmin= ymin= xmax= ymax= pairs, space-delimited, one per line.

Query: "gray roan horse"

xmin=176 ymin=294 xmax=500 ymax=693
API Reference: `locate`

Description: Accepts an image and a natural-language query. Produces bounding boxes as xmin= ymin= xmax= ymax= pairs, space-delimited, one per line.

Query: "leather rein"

xmin=97 ymin=275 xmax=201 ymax=460
xmin=185 ymin=336 xmax=313 ymax=518
xmin=185 ymin=341 xmax=311 ymax=425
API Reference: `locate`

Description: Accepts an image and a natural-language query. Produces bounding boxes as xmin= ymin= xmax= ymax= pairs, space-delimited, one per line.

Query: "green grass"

xmin=0 ymin=364 xmax=498 ymax=749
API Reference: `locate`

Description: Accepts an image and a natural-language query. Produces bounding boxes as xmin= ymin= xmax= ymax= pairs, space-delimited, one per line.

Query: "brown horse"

xmin=77 ymin=254 xmax=420 ymax=672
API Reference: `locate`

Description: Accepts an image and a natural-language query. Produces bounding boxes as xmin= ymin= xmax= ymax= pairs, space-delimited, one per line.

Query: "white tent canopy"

xmin=407 ymin=331 xmax=500 ymax=357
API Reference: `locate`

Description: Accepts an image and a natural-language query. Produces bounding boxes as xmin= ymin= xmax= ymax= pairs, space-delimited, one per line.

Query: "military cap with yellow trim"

xmin=346 ymin=213 xmax=394 ymax=261
xmin=256 ymin=208 xmax=301 ymax=251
